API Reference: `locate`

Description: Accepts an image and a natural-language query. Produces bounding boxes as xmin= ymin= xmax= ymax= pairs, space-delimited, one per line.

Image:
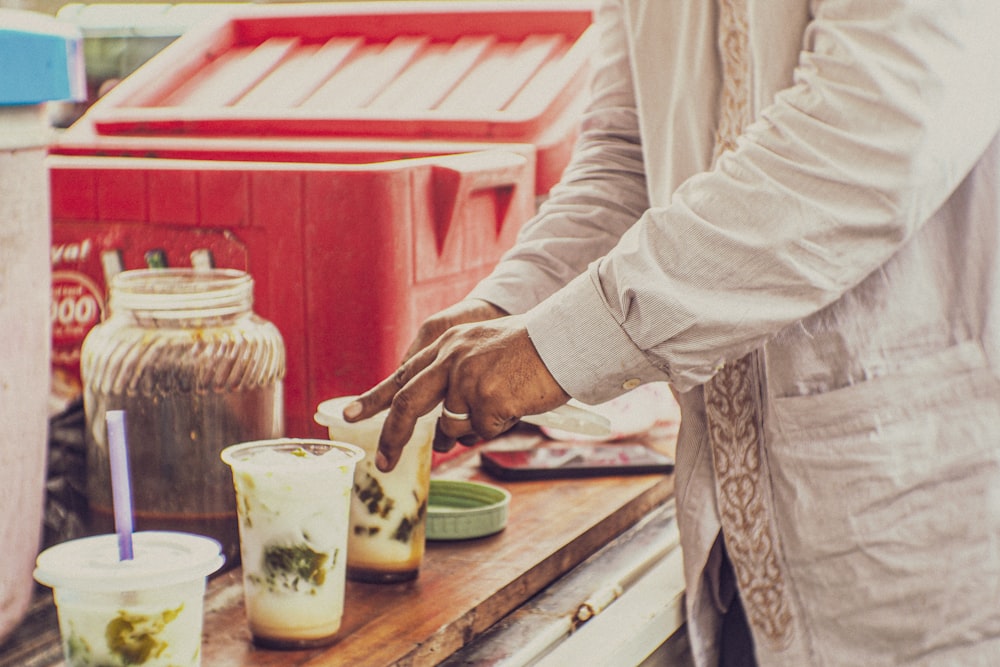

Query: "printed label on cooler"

xmin=50 ymin=226 xmax=251 ymax=402
xmin=51 ymin=269 xmax=106 ymax=399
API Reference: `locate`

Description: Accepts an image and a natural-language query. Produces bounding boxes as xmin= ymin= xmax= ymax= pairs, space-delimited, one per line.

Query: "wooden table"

xmin=1 ymin=425 xmax=677 ymax=667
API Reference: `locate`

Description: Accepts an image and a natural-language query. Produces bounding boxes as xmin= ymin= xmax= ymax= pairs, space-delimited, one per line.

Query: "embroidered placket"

xmin=705 ymin=0 xmax=795 ymax=651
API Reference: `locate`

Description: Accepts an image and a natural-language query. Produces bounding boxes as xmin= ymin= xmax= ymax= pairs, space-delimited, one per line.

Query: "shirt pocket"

xmin=762 ymin=341 xmax=1000 ymax=655
xmin=766 ymin=339 xmax=1000 ymax=548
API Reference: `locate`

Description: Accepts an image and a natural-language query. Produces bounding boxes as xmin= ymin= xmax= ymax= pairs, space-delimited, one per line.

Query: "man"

xmin=345 ymin=1 xmax=1000 ymax=664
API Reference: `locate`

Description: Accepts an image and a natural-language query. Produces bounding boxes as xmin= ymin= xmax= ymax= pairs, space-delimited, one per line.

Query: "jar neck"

xmin=109 ymin=269 xmax=254 ymax=322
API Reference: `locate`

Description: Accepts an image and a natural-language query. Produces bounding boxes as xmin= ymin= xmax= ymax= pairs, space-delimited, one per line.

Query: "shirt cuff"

xmin=466 ymin=259 xmax=566 ymax=316
xmin=524 ymin=270 xmax=669 ymax=405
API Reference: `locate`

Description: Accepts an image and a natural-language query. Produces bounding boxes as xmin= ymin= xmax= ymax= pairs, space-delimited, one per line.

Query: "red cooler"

xmin=49 ymin=1 xmax=596 ymax=438
xmin=57 ymin=1 xmax=596 ymax=195
xmin=51 ymin=146 xmax=535 ymax=437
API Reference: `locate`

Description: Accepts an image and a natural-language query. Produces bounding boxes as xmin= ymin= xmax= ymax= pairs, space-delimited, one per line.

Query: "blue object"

xmin=0 ymin=9 xmax=86 ymax=106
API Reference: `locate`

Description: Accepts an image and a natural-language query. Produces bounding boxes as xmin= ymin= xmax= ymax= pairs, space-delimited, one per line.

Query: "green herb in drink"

xmin=355 ymin=473 xmax=395 ymax=517
xmin=391 ymin=499 xmax=427 ymax=544
xmin=261 ymin=543 xmax=329 ymax=591
xmin=64 ymin=630 xmax=94 ymax=666
xmin=104 ymin=604 xmax=183 ymax=665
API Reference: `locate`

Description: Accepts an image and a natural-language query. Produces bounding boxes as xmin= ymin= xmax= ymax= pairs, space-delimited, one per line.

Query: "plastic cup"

xmin=314 ymin=396 xmax=438 ymax=583
xmin=33 ymin=531 xmax=224 ymax=667
xmin=220 ymin=438 xmax=363 ymax=649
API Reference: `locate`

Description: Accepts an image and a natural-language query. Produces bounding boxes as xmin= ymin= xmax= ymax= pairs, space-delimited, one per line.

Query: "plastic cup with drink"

xmin=220 ymin=438 xmax=363 ymax=649
xmin=314 ymin=396 xmax=439 ymax=584
xmin=34 ymin=532 xmax=224 ymax=667
xmin=34 ymin=411 xmax=224 ymax=667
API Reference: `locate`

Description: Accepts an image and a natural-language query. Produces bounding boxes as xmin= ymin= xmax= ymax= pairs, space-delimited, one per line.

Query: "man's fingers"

xmin=402 ymin=299 xmax=509 ymax=362
xmin=376 ymin=356 xmax=453 ymax=471
xmin=433 ymin=403 xmax=472 ymax=453
xmin=470 ymin=413 xmax=519 ymax=441
xmin=376 ymin=420 xmax=414 ymax=471
xmin=344 ymin=346 xmax=438 ymax=423
xmin=342 ymin=375 xmax=402 ymax=423
xmin=433 ymin=428 xmax=457 ymax=453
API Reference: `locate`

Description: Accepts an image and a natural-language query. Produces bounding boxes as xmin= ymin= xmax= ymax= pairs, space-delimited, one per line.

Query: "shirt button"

xmin=622 ymin=378 xmax=641 ymax=391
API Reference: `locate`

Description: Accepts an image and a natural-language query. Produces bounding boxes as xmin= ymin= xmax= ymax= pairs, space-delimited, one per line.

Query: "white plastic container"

xmin=0 ymin=9 xmax=84 ymax=643
xmin=33 ymin=531 xmax=225 ymax=667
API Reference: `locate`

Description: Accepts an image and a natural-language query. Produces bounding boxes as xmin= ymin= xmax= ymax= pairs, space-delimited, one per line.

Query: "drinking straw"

xmin=106 ymin=410 xmax=134 ymax=561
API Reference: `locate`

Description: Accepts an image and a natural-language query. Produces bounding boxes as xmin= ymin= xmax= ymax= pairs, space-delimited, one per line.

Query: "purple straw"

xmin=106 ymin=410 xmax=134 ymax=561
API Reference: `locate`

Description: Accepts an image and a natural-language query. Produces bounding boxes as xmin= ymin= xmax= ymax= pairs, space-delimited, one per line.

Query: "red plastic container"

xmin=57 ymin=1 xmax=597 ymax=194
xmin=49 ymin=2 xmax=596 ymax=438
xmin=50 ymin=146 xmax=535 ymax=437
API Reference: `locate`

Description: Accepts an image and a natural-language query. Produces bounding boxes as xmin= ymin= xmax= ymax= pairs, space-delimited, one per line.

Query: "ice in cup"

xmin=220 ymin=438 xmax=363 ymax=649
xmin=33 ymin=531 xmax=224 ymax=667
xmin=314 ymin=396 xmax=438 ymax=583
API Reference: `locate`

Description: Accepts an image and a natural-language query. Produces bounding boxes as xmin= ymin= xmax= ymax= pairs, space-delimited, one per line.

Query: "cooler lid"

xmin=0 ymin=9 xmax=86 ymax=106
xmin=85 ymin=1 xmax=596 ymax=142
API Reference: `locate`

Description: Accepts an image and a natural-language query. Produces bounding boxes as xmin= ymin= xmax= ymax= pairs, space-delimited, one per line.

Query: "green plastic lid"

xmin=427 ymin=479 xmax=511 ymax=541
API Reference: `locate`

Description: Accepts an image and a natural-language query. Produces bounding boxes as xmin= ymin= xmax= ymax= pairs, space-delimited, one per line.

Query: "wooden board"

xmin=202 ymin=429 xmax=676 ymax=666
xmin=1 ymin=426 xmax=676 ymax=667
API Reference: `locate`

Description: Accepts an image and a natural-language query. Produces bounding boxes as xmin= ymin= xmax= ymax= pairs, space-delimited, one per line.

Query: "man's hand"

xmin=400 ymin=299 xmax=508 ymax=362
xmin=344 ymin=315 xmax=570 ymax=471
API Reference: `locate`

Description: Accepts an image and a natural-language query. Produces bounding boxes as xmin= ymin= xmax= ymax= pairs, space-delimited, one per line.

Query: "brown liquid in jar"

xmin=81 ymin=269 xmax=285 ymax=568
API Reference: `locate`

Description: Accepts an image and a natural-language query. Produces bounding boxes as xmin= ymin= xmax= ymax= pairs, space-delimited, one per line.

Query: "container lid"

xmin=427 ymin=479 xmax=510 ymax=541
xmin=0 ymin=10 xmax=86 ymax=106
xmin=315 ymin=395 xmax=440 ymax=429
xmin=34 ymin=531 xmax=225 ymax=592
xmin=85 ymin=1 xmax=596 ymax=141
xmin=220 ymin=438 xmax=365 ymax=472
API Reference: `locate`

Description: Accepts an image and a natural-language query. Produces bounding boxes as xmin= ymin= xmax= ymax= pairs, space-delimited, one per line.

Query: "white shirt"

xmin=471 ymin=1 xmax=1000 ymax=665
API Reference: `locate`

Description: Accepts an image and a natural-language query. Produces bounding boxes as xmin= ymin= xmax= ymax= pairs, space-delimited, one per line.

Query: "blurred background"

xmin=3 ymin=0 xmax=552 ymax=14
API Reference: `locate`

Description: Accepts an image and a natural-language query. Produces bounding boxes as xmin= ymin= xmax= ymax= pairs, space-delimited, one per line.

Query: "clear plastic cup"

xmin=314 ymin=397 xmax=438 ymax=584
xmin=33 ymin=531 xmax=224 ymax=667
xmin=220 ymin=438 xmax=363 ymax=649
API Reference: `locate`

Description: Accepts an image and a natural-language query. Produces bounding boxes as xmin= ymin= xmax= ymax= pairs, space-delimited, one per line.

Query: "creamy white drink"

xmin=315 ymin=397 xmax=438 ymax=583
xmin=33 ymin=531 xmax=224 ymax=667
xmin=221 ymin=439 xmax=363 ymax=649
